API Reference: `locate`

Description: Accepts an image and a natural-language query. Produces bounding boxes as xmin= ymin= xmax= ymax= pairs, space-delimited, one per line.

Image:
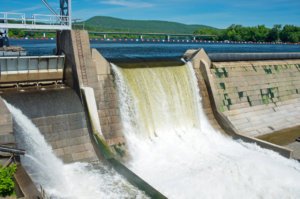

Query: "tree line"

xmin=194 ymin=25 xmax=300 ymax=43
xmin=6 ymin=24 xmax=300 ymax=43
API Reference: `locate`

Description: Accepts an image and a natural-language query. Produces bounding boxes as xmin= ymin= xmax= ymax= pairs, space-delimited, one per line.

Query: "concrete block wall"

xmin=211 ymin=60 xmax=300 ymax=137
xmin=58 ymin=30 xmax=125 ymax=148
xmin=2 ymin=88 xmax=98 ymax=164
xmin=185 ymin=49 xmax=292 ymax=157
xmin=31 ymin=113 xmax=97 ymax=163
xmin=91 ymin=49 xmax=124 ymax=146
xmin=0 ymin=98 xmax=14 ymax=147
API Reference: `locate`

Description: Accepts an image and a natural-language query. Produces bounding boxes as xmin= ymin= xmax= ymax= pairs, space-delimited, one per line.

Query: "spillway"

xmin=5 ymin=102 xmax=146 ymax=198
xmin=113 ymin=63 xmax=300 ymax=198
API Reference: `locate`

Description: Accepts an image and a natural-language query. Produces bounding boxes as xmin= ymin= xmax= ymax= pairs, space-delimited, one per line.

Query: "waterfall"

xmin=5 ymin=102 xmax=146 ymax=199
xmin=113 ymin=63 xmax=300 ymax=199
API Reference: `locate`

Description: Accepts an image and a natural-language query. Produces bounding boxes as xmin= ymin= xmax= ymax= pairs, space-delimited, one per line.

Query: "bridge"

xmin=89 ymin=31 xmax=216 ymax=40
xmin=13 ymin=29 xmax=216 ymax=41
xmin=0 ymin=0 xmax=71 ymax=31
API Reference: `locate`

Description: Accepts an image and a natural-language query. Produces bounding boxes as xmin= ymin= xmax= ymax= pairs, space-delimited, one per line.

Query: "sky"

xmin=1 ymin=0 xmax=300 ymax=28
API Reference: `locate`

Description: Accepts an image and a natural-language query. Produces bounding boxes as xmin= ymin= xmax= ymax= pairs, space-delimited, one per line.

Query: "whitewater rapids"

xmin=113 ymin=63 xmax=300 ymax=199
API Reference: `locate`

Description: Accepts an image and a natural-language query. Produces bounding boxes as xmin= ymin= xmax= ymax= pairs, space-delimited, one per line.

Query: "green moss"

xmin=113 ymin=144 xmax=126 ymax=158
xmin=94 ymin=134 xmax=114 ymax=159
xmin=214 ymin=68 xmax=228 ymax=78
xmin=262 ymin=95 xmax=269 ymax=104
xmin=263 ymin=66 xmax=272 ymax=74
xmin=219 ymin=82 xmax=226 ymax=90
xmin=0 ymin=164 xmax=17 ymax=197
xmin=238 ymin=91 xmax=244 ymax=98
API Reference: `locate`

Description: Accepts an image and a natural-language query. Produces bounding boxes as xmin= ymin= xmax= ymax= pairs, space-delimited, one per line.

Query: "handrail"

xmin=0 ymin=145 xmax=25 ymax=155
xmin=0 ymin=12 xmax=70 ymax=27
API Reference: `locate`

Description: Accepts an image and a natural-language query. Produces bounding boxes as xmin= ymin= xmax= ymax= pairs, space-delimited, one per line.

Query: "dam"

xmin=0 ymin=28 xmax=300 ymax=198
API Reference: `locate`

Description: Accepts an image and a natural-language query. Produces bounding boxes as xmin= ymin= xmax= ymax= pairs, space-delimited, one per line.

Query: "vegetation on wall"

xmin=0 ymin=164 xmax=17 ymax=197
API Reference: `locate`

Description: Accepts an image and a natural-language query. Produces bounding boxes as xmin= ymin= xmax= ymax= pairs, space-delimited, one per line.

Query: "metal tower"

xmin=60 ymin=0 xmax=69 ymax=16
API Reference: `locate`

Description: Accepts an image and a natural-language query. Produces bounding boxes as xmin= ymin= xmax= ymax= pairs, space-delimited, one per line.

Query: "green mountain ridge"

xmin=84 ymin=16 xmax=217 ymax=34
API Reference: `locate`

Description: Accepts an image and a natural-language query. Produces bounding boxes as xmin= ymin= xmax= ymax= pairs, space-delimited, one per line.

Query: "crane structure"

xmin=0 ymin=0 xmax=72 ymax=31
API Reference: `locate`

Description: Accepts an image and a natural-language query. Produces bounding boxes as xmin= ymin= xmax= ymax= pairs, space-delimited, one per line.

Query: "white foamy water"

xmin=112 ymin=63 xmax=300 ymax=199
xmin=5 ymin=102 xmax=147 ymax=199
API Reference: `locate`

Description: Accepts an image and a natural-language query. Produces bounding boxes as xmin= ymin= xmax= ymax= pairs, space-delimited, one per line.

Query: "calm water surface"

xmin=10 ymin=39 xmax=300 ymax=60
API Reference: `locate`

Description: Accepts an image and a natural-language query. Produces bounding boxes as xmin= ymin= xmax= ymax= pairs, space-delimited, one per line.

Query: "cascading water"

xmin=113 ymin=63 xmax=300 ymax=199
xmin=5 ymin=102 xmax=147 ymax=199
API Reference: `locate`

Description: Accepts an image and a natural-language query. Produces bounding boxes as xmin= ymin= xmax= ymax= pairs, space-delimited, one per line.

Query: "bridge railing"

xmin=32 ymin=14 xmax=70 ymax=26
xmin=0 ymin=12 xmax=26 ymax=24
xmin=0 ymin=12 xmax=70 ymax=29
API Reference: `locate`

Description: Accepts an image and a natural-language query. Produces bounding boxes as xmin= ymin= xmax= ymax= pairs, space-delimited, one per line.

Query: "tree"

xmin=0 ymin=164 xmax=17 ymax=197
xmin=267 ymin=25 xmax=282 ymax=42
xmin=254 ymin=25 xmax=269 ymax=42
xmin=280 ymin=25 xmax=300 ymax=43
xmin=193 ymin=28 xmax=221 ymax=41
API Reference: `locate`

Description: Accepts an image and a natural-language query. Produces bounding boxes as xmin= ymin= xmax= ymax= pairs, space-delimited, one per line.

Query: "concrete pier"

xmin=58 ymin=30 xmax=125 ymax=150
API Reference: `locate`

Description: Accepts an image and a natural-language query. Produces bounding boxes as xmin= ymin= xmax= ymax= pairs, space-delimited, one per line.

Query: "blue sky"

xmin=1 ymin=0 xmax=300 ymax=28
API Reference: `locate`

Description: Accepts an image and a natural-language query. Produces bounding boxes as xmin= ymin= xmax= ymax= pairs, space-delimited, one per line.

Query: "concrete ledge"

xmin=209 ymin=52 xmax=300 ymax=62
xmin=233 ymin=133 xmax=292 ymax=158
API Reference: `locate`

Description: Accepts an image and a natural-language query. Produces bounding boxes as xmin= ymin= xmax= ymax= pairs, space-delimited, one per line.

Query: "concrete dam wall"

xmin=1 ymin=29 xmax=300 ymax=197
xmin=212 ymin=59 xmax=300 ymax=137
xmin=111 ymin=51 xmax=300 ymax=197
xmin=184 ymin=49 xmax=300 ymax=157
xmin=2 ymin=88 xmax=98 ymax=163
xmin=0 ymin=30 xmax=166 ymax=198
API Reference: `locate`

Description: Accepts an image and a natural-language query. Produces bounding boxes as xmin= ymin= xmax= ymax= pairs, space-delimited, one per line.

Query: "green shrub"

xmin=0 ymin=164 xmax=17 ymax=197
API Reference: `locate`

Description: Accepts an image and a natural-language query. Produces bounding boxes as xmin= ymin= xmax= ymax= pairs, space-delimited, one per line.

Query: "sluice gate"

xmin=0 ymin=55 xmax=65 ymax=87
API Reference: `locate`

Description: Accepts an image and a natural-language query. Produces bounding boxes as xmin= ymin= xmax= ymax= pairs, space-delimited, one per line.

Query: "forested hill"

xmin=84 ymin=16 xmax=217 ymax=34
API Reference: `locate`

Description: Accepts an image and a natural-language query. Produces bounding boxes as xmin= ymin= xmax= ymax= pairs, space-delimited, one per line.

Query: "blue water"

xmin=10 ymin=39 xmax=300 ymax=59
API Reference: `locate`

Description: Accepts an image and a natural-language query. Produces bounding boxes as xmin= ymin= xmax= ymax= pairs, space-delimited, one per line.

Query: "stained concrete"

xmin=211 ymin=60 xmax=300 ymax=137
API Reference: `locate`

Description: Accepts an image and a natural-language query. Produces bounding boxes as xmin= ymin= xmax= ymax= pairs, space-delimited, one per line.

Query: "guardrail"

xmin=0 ymin=12 xmax=71 ymax=30
xmin=0 ymin=145 xmax=25 ymax=155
